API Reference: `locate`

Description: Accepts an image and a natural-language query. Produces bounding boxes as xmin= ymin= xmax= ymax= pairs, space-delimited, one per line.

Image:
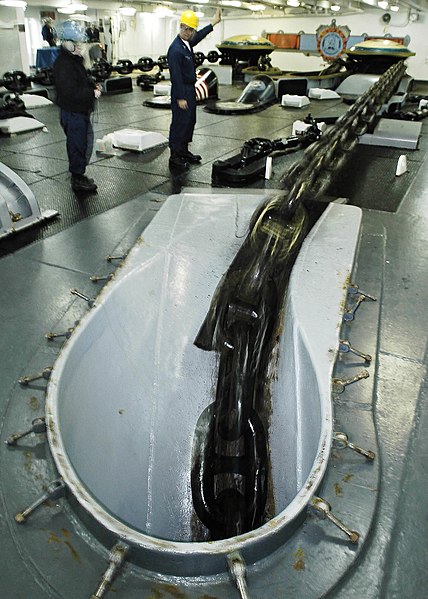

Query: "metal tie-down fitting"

xmin=343 ymin=293 xmax=366 ymax=321
xmin=310 ymin=496 xmax=360 ymax=544
xmin=333 ymin=431 xmax=376 ymax=461
xmin=90 ymin=541 xmax=129 ymax=599
xmin=227 ymin=551 xmax=251 ymax=599
xmin=339 ymin=339 xmax=372 ymax=363
xmin=105 ymin=253 xmax=127 ymax=262
xmin=70 ymin=288 xmax=96 ymax=308
xmin=347 ymin=284 xmax=377 ymax=301
xmin=5 ymin=416 xmax=46 ymax=446
xmin=14 ymin=478 xmax=66 ymax=523
xmin=332 ymin=369 xmax=369 ymax=394
xmin=46 ymin=322 xmax=79 ymax=341
xmin=90 ymin=273 xmax=113 ymax=283
xmin=18 ymin=366 xmax=53 ymax=386
xmin=344 ymin=284 xmax=377 ymax=322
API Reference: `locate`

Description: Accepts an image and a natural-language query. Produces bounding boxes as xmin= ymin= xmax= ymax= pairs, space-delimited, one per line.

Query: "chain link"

xmin=191 ymin=61 xmax=407 ymax=540
xmin=277 ymin=60 xmax=407 ymax=218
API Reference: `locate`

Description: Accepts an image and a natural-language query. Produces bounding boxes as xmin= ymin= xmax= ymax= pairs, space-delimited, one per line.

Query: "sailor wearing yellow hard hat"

xmin=167 ymin=8 xmax=222 ymax=169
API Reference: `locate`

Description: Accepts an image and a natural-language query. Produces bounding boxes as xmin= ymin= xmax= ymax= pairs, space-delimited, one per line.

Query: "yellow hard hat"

xmin=180 ymin=10 xmax=199 ymax=30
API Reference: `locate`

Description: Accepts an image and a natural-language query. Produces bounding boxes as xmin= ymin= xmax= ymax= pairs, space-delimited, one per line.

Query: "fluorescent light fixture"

xmin=68 ymin=2 xmax=87 ymax=9
xmin=0 ymin=0 xmax=27 ymax=6
xmin=247 ymin=3 xmax=266 ymax=10
xmin=119 ymin=6 xmax=136 ymax=15
xmin=221 ymin=0 xmax=242 ymax=6
xmin=330 ymin=3 xmax=340 ymax=10
xmin=286 ymin=0 xmax=300 ymax=6
xmin=194 ymin=10 xmax=205 ymax=17
xmin=154 ymin=5 xmax=174 ymax=16
xmin=390 ymin=3 xmax=399 ymax=9
xmin=377 ymin=0 xmax=388 ymax=8
xmin=197 ymin=0 xmax=210 ymax=3
xmin=57 ymin=2 xmax=88 ymax=12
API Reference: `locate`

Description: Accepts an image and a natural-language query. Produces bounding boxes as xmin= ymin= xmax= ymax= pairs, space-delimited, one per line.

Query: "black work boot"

xmin=169 ymin=152 xmax=189 ymax=169
xmin=71 ymin=174 xmax=97 ymax=192
xmin=184 ymin=148 xmax=202 ymax=163
xmin=80 ymin=174 xmax=95 ymax=185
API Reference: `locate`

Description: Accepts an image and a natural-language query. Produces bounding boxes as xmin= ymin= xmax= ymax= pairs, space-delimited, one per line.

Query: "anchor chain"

xmin=191 ymin=61 xmax=407 ymax=541
xmin=192 ymin=204 xmax=309 ymax=539
xmin=278 ymin=60 xmax=407 ymax=219
xmin=385 ymin=94 xmax=428 ymax=121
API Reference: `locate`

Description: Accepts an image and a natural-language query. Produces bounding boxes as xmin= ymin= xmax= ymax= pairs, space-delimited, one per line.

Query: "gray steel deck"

xmin=0 ymin=81 xmax=427 ymax=598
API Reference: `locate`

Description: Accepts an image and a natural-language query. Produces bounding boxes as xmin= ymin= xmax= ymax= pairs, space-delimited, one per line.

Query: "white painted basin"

xmin=45 ymin=190 xmax=362 ymax=575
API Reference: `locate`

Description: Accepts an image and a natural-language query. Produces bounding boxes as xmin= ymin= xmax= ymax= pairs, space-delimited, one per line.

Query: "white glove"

xmin=94 ymin=89 xmax=101 ymax=99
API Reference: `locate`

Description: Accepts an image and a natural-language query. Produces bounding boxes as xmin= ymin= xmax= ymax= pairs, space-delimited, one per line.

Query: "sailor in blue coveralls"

xmin=53 ymin=22 xmax=101 ymax=193
xmin=167 ymin=9 xmax=222 ymax=169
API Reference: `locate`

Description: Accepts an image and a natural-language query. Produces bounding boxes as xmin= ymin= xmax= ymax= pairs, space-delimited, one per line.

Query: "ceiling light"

xmin=221 ymin=0 xmax=242 ymax=7
xmin=286 ymin=0 xmax=300 ymax=6
xmin=0 ymin=0 xmax=27 ymax=6
xmin=195 ymin=10 xmax=204 ymax=17
xmin=58 ymin=6 xmax=76 ymax=13
xmin=119 ymin=6 xmax=136 ymax=15
xmin=330 ymin=3 xmax=340 ymax=10
xmin=377 ymin=0 xmax=388 ymax=8
xmin=57 ymin=2 xmax=88 ymax=13
xmin=389 ymin=3 xmax=399 ymax=9
xmin=67 ymin=2 xmax=87 ymax=9
xmin=154 ymin=6 xmax=174 ymax=16
xmin=247 ymin=3 xmax=266 ymax=10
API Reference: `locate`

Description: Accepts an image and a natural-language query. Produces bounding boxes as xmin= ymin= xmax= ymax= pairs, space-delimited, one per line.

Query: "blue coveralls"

xmin=53 ymin=47 xmax=96 ymax=176
xmin=167 ymin=25 xmax=213 ymax=156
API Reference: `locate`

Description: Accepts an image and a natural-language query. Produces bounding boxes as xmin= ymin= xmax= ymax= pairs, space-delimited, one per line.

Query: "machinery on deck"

xmin=143 ymin=68 xmax=218 ymax=108
xmin=0 ymin=162 xmax=58 ymax=239
xmin=212 ymin=115 xmax=323 ymax=185
xmin=204 ymin=74 xmax=276 ymax=114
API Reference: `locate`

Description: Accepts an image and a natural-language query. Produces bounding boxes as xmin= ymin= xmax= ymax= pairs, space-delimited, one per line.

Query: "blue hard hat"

xmin=58 ymin=20 xmax=88 ymax=42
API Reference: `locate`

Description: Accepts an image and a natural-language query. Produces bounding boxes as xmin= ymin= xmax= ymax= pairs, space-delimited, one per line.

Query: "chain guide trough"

xmin=0 ymin=162 xmax=58 ymax=238
xmin=3 ymin=61 xmax=406 ymax=598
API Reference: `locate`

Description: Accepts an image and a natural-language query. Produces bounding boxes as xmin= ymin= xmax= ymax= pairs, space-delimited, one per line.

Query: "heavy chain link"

xmin=277 ymin=60 xmax=407 ymax=219
xmin=191 ymin=61 xmax=407 ymax=541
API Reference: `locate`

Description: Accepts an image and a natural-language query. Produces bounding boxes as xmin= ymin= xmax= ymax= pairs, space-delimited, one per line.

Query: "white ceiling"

xmin=23 ymin=0 xmax=428 ymax=18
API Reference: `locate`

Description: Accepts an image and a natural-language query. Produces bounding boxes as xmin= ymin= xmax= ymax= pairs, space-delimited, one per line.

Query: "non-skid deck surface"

xmin=1 ymin=81 xmax=427 ymax=256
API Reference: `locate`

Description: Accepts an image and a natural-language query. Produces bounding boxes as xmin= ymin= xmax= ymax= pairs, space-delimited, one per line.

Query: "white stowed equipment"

xmin=153 ymin=82 xmax=171 ymax=96
xmin=396 ymin=155 xmax=408 ymax=177
xmin=292 ymin=119 xmax=327 ymax=136
xmin=0 ymin=162 xmax=59 ymax=239
xmin=112 ymin=128 xmax=167 ymax=151
xmin=96 ymin=128 xmax=168 ymax=153
xmin=308 ymin=88 xmax=341 ymax=100
xmin=281 ymin=94 xmax=310 ymax=108
xmin=20 ymin=94 xmax=53 ymax=108
xmin=0 ymin=116 xmax=46 ymax=135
